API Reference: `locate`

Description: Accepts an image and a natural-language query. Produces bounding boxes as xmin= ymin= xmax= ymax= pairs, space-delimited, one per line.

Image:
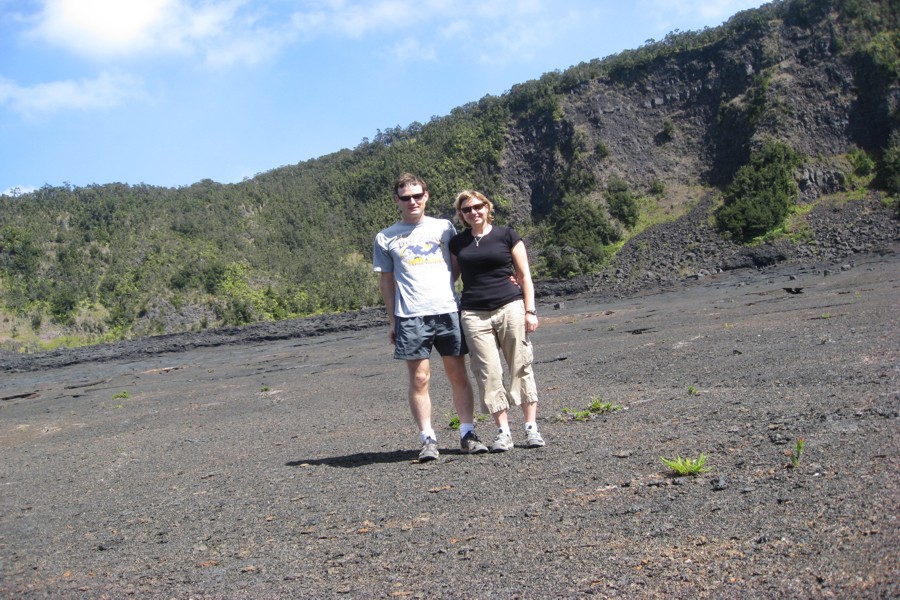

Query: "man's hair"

xmin=393 ymin=172 xmax=429 ymax=195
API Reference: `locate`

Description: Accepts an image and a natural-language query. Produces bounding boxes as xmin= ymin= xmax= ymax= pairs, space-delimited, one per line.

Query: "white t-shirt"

xmin=373 ymin=216 xmax=460 ymax=318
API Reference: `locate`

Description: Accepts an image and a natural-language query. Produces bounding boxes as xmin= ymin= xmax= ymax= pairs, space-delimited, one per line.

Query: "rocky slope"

xmin=501 ymin=2 xmax=898 ymax=217
xmin=531 ymin=191 xmax=898 ymax=300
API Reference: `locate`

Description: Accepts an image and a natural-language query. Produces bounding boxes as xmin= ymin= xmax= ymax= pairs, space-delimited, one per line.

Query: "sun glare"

xmin=45 ymin=0 xmax=172 ymax=51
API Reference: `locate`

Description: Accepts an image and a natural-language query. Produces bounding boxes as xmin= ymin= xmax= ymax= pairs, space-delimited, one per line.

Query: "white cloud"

xmin=0 ymin=71 xmax=146 ymax=118
xmin=288 ymin=0 xmax=607 ymax=65
xmin=162 ymin=0 xmax=289 ymax=67
xmin=21 ymin=0 xmax=634 ymax=69
xmin=390 ymin=38 xmax=437 ymax=62
xmin=21 ymin=1 xmax=767 ymax=73
xmin=26 ymin=0 xmax=283 ymax=67
xmin=637 ymin=0 xmax=766 ymax=34
xmin=30 ymin=0 xmax=175 ymax=57
xmin=692 ymin=0 xmax=766 ymax=22
xmin=290 ymin=0 xmax=409 ymax=40
xmin=462 ymin=2 xmax=606 ymax=66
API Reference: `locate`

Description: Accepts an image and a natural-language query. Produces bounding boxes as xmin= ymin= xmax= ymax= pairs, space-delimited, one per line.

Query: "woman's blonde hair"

xmin=453 ymin=190 xmax=495 ymax=228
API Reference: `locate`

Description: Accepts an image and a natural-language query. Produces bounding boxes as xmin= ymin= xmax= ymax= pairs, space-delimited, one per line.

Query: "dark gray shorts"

xmin=394 ymin=312 xmax=468 ymax=360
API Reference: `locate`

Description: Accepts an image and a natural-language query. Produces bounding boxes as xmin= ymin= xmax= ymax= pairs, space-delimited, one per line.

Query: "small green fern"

xmin=660 ymin=453 xmax=711 ymax=476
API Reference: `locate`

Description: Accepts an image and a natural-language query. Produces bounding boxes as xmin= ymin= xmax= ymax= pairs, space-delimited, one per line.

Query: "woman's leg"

xmin=460 ymin=310 xmax=509 ymax=416
xmin=495 ymin=300 xmax=544 ymax=447
xmin=495 ymin=300 xmax=539 ymax=408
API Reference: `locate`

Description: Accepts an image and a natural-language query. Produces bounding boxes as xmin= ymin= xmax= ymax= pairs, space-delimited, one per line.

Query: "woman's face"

xmin=460 ymin=197 xmax=488 ymax=227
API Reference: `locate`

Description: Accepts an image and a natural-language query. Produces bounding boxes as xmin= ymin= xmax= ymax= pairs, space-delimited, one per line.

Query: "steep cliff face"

xmin=502 ymin=3 xmax=897 ymax=209
xmin=499 ymin=0 xmax=898 ymax=290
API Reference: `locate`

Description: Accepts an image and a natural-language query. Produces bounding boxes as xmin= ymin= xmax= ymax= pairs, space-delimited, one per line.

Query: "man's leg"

xmin=441 ymin=355 xmax=474 ymax=424
xmin=406 ymin=358 xmax=433 ymax=436
xmin=442 ymin=354 xmax=488 ymax=454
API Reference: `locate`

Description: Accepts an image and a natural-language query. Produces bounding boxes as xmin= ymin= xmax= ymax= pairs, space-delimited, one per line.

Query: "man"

xmin=373 ymin=173 xmax=488 ymax=461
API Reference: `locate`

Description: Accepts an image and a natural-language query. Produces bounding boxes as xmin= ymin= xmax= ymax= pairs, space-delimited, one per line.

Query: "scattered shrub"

xmin=595 ymin=141 xmax=610 ymax=159
xmin=882 ymin=136 xmax=900 ymax=197
xmin=848 ymin=147 xmax=876 ymax=176
xmin=545 ymin=195 xmax=619 ymax=277
xmin=606 ymin=176 xmax=639 ymax=228
xmin=661 ymin=119 xmax=676 ymax=141
xmin=715 ymin=140 xmax=802 ymax=242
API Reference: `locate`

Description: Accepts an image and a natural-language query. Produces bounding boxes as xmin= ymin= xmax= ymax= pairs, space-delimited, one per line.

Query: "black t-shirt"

xmin=449 ymin=226 xmax=524 ymax=311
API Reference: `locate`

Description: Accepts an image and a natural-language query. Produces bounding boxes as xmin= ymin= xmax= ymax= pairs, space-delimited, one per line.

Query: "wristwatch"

xmin=525 ymin=309 xmax=537 ymax=315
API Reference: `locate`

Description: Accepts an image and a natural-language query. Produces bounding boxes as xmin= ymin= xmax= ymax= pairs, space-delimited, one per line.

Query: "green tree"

xmin=606 ymin=177 xmax=639 ymax=228
xmin=0 ymin=226 xmax=41 ymax=276
xmin=715 ymin=140 xmax=802 ymax=242
xmin=545 ymin=195 xmax=619 ymax=276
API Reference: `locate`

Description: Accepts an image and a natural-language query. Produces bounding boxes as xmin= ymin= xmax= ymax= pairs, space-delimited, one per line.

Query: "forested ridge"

xmin=1 ymin=0 xmax=897 ymax=351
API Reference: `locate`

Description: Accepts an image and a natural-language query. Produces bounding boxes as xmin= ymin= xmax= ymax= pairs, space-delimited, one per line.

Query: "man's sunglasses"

xmin=398 ymin=193 xmax=426 ymax=202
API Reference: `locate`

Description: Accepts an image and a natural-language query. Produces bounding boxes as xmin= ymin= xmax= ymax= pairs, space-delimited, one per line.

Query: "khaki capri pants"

xmin=460 ymin=299 xmax=539 ymax=415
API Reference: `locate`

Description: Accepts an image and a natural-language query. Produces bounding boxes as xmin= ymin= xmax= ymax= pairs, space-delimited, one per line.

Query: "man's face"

xmin=395 ymin=183 xmax=428 ymax=222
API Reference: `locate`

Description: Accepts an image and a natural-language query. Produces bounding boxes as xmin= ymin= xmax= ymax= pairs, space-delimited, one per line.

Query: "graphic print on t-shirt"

xmin=397 ymin=233 xmax=445 ymax=268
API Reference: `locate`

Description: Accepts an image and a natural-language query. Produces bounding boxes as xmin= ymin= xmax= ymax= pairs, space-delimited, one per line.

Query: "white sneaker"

xmin=490 ymin=431 xmax=514 ymax=452
xmin=418 ymin=437 xmax=439 ymax=461
xmin=524 ymin=427 xmax=545 ymax=448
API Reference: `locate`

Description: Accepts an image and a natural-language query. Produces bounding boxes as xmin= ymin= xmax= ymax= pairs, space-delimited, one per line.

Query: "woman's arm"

xmin=511 ymin=240 xmax=539 ymax=332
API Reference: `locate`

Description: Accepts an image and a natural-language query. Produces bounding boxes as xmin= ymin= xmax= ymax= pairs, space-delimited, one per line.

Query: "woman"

xmin=449 ymin=190 xmax=545 ymax=452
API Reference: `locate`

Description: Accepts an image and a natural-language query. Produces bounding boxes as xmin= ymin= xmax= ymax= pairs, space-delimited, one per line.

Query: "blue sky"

xmin=0 ymin=0 xmax=769 ymax=195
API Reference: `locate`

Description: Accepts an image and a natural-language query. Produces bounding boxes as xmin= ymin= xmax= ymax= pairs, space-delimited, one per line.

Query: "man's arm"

xmin=450 ymin=254 xmax=461 ymax=283
xmin=379 ymin=271 xmax=397 ymax=344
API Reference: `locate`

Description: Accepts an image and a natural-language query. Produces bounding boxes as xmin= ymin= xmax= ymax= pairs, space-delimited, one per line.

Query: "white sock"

xmin=525 ymin=422 xmax=538 ymax=431
xmin=498 ymin=426 xmax=511 ymax=436
xmin=459 ymin=423 xmax=475 ymax=438
xmin=420 ymin=429 xmax=436 ymax=443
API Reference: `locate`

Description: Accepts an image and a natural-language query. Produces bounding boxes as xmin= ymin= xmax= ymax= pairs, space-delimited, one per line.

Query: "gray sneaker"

xmin=490 ymin=431 xmax=514 ymax=453
xmin=418 ymin=437 xmax=439 ymax=462
xmin=524 ymin=427 xmax=545 ymax=448
xmin=460 ymin=431 xmax=488 ymax=454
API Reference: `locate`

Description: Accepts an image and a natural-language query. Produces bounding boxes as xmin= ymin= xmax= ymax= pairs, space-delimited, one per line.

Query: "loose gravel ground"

xmin=1 ymin=253 xmax=898 ymax=599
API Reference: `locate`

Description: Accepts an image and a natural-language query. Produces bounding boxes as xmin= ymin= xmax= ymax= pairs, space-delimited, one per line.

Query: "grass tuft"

xmin=660 ymin=453 xmax=711 ymax=476
xmin=789 ymin=437 xmax=805 ymax=468
xmin=562 ymin=396 xmax=622 ymax=421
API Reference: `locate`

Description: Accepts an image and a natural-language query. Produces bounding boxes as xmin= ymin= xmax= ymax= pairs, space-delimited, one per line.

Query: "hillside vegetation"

xmin=1 ymin=0 xmax=897 ymax=351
